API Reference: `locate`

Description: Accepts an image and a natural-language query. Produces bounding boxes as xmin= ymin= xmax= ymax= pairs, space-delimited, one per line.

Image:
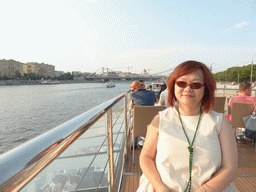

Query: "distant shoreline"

xmin=0 ymin=79 xmax=137 ymax=86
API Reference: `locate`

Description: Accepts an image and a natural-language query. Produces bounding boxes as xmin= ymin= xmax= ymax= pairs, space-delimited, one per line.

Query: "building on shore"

xmin=0 ymin=59 xmax=24 ymax=79
xmin=23 ymin=62 xmax=55 ymax=78
xmin=72 ymin=71 xmax=91 ymax=80
xmin=72 ymin=71 xmax=82 ymax=76
xmin=55 ymin=71 xmax=65 ymax=77
xmin=0 ymin=59 xmax=55 ymax=79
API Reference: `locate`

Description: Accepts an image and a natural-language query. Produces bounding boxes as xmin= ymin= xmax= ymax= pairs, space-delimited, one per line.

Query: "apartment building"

xmin=0 ymin=59 xmax=24 ymax=78
xmin=55 ymin=71 xmax=65 ymax=77
xmin=23 ymin=62 xmax=55 ymax=78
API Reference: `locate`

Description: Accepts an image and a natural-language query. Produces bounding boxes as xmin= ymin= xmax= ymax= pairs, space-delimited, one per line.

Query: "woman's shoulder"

xmin=208 ymin=109 xmax=223 ymax=115
xmin=159 ymin=106 xmax=174 ymax=113
xmin=205 ymin=110 xmax=224 ymax=121
xmin=204 ymin=110 xmax=224 ymax=134
xmin=159 ymin=107 xmax=176 ymax=119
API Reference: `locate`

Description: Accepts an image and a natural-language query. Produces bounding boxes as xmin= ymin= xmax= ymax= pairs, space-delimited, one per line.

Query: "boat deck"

xmin=121 ymin=144 xmax=142 ymax=192
xmin=121 ymin=139 xmax=256 ymax=192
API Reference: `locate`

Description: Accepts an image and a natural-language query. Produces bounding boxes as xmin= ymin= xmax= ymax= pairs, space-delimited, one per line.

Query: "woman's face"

xmin=174 ymin=70 xmax=205 ymax=108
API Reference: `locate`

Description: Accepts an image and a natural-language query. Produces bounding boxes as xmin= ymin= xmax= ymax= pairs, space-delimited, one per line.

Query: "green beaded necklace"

xmin=177 ymin=107 xmax=202 ymax=192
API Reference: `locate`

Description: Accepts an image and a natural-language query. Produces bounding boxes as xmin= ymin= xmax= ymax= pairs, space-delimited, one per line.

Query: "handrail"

xmin=0 ymin=91 xmax=129 ymax=192
xmin=216 ymin=86 xmax=256 ymax=97
xmin=73 ymin=109 xmax=125 ymax=192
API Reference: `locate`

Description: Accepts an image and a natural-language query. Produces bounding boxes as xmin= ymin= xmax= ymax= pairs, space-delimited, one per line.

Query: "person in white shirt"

xmin=138 ymin=60 xmax=238 ymax=192
xmin=158 ymin=89 xmax=168 ymax=108
xmin=62 ymin=176 xmax=78 ymax=192
xmin=158 ymin=77 xmax=171 ymax=109
xmin=46 ymin=177 xmax=61 ymax=192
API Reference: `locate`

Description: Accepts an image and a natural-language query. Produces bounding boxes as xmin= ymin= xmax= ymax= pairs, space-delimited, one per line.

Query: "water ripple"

xmin=0 ymin=82 xmax=133 ymax=154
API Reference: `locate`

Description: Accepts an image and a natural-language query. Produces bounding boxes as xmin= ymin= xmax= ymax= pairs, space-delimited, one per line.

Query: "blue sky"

xmin=0 ymin=0 xmax=255 ymax=74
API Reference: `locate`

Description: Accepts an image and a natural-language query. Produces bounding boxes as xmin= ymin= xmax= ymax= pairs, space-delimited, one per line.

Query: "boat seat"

xmin=131 ymin=105 xmax=163 ymax=164
xmin=231 ymin=102 xmax=255 ymax=148
xmin=212 ymin=97 xmax=226 ymax=113
xmin=55 ymin=173 xmax=68 ymax=191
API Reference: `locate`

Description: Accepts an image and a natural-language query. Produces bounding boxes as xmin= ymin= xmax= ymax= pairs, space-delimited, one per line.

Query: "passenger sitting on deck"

xmin=157 ymin=77 xmax=171 ymax=109
xmin=129 ymin=81 xmax=156 ymax=149
xmin=46 ymin=177 xmax=62 ymax=192
xmin=225 ymin=82 xmax=256 ymax=123
xmin=62 ymin=176 xmax=78 ymax=192
xmin=147 ymin=85 xmax=153 ymax=90
xmin=129 ymin=81 xmax=156 ymax=108
xmin=156 ymin=84 xmax=167 ymax=103
xmin=137 ymin=60 xmax=238 ymax=192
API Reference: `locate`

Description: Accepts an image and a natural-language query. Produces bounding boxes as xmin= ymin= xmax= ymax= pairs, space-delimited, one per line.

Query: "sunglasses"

xmin=175 ymin=81 xmax=205 ymax=89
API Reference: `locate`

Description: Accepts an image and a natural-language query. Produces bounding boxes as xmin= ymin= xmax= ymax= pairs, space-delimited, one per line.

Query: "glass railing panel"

xmin=77 ymin=107 xmax=125 ymax=139
xmin=20 ymin=154 xmax=107 ymax=192
xmin=20 ymin=150 xmax=123 ymax=192
xmin=19 ymin=96 xmax=127 ymax=192
xmin=59 ymin=135 xmax=107 ymax=158
xmin=58 ymin=111 xmax=125 ymax=158
xmin=83 ymin=118 xmax=124 ymax=138
xmin=20 ymin=108 xmax=126 ymax=192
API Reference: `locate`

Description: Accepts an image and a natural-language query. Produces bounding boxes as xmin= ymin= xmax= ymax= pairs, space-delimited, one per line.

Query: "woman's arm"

xmin=139 ymin=115 xmax=170 ymax=192
xmin=197 ymin=116 xmax=238 ymax=192
xmin=129 ymin=100 xmax=134 ymax=109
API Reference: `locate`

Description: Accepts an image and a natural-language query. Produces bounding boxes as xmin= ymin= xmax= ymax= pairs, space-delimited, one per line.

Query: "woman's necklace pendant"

xmin=178 ymin=107 xmax=202 ymax=192
xmin=188 ymin=145 xmax=193 ymax=153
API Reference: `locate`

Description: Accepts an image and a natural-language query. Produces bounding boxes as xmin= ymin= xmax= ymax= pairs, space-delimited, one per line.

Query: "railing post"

xmin=128 ymin=91 xmax=132 ymax=122
xmin=107 ymin=109 xmax=115 ymax=192
xmin=124 ymin=93 xmax=128 ymax=160
xmin=128 ymin=91 xmax=133 ymax=156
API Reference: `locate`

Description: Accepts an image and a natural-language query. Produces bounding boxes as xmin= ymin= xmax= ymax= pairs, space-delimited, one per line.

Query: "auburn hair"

xmin=130 ymin=81 xmax=145 ymax=90
xmin=167 ymin=60 xmax=216 ymax=113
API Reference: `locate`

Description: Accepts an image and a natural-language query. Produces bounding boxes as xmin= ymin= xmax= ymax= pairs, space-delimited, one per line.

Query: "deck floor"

xmin=121 ymin=140 xmax=256 ymax=192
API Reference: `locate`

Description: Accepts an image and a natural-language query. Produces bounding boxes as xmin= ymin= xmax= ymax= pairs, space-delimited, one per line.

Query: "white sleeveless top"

xmin=137 ymin=107 xmax=237 ymax=192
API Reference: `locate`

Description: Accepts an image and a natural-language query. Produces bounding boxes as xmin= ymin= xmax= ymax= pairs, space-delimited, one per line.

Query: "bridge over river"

xmin=84 ymin=66 xmax=176 ymax=82
xmin=84 ymin=76 xmax=166 ymax=82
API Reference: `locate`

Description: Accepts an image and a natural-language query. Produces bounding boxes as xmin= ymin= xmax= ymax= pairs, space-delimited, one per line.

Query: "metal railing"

xmin=0 ymin=91 xmax=131 ymax=192
xmin=216 ymin=86 xmax=256 ymax=97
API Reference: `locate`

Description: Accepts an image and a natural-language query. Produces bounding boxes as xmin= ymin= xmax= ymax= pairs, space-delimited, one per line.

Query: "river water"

xmin=0 ymin=81 xmax=137 ymax=154
xmin=1 ymin=82 xmax=241 ymax=155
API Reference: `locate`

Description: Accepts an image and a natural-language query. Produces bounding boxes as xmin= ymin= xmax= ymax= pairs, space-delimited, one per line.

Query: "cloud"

xmin=224 ymin=22 xmax=250 ymax=32
xmin=235 ymin=22 xmax=250 ymax=28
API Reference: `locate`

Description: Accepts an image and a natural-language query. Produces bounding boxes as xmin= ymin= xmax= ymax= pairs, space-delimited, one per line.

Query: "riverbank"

xmin=0 ymin=80 xmax=106 ymax=86
xmin=0 ymin=79 xmax=141 ymax=86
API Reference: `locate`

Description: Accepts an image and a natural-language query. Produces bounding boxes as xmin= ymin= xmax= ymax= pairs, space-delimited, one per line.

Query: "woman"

xmin=138 ymin=61 xmax=238 ymax=192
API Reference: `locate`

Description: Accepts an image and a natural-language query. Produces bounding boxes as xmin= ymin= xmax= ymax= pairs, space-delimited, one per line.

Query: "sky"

xmin=0 ymin=0 xmax=256 ymax=75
